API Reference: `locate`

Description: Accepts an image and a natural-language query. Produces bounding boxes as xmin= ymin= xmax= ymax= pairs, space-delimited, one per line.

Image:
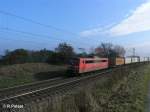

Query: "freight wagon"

xmin=125 ymin=56 xmax=140 ymax=64
xmin=140 ymin=57 xmax=145 ymax=62
xmin=131 ymin=57 xmax=140 ymax=63
xmin=144 ymin=57 xmax=149 ymax=61
xmin=125 ymin=57 xmax=132 ymax=64
xmin=109 ymin=57 xmax=125 ymax=67
xmin=115 ymin=58 xmax=125 ymax=65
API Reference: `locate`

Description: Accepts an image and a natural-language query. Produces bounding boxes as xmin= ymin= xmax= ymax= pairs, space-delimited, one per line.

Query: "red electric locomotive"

xmin=68 ymin=57 xmax=108 ymax=74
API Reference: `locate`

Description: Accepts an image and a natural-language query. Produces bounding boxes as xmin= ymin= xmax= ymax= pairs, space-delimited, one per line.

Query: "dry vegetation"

xmin=6 ymin=64 xmax=150 ymax=112
xmin=0 ymin=63 xmax=67 ymax=89
xmin=50 ymin=64 xmax=150 ymax=112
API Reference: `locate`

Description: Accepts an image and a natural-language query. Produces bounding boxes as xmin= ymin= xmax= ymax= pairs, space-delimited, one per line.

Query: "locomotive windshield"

xmin=69 ymin=58 xmax=79 ymax=65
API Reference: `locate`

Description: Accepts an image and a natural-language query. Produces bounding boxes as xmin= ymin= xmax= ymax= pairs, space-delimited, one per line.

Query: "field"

xmin=46 ymin=64 xmax=150 ymax=112
xmin=0 ymin=63 xmax=67 ymax=89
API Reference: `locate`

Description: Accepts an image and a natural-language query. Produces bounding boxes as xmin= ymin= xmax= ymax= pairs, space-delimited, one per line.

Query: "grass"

xmin=0 ymin=63 xmax=67 ymax=89
xmin=1 ymin=63 xmax=150 ymax=112
xmin=52 ymin=64 xmax=150 ymax=112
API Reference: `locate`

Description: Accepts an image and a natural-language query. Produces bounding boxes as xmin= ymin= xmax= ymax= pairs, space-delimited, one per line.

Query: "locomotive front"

xmin=67 ymin=58 xmax=80 ymax=75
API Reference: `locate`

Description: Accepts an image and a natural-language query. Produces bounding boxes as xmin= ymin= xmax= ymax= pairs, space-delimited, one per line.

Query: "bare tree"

xmin=95 ymin=43 xmax=113 ymax=57
xmin=95 ymin=43 xmax=125 ymax=57
xmin=114 ymin=45 xmax=126 ymax=57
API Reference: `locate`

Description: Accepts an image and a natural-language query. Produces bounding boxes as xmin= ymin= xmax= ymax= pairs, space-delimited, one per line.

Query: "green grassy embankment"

xmin=53 ymin=64 xmax=150 ymax=112
xmin=0 ymin=63 xmax=67 ymax=89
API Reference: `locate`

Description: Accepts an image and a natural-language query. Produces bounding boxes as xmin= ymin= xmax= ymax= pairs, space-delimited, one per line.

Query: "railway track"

xmin=0 ymin=63 xmax=146 ymax=111
xmin=0 ymin=69 xmax=114 ymax=102
xmin=0 ymin=77 xmax=66 ymax=101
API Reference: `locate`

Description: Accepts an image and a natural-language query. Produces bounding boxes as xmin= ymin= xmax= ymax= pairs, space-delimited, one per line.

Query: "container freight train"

xmin=68 ymin=56 xmax=149 ymax=74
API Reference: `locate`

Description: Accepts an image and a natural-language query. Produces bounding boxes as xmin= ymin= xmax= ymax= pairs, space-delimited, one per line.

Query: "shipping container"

xmin=125 ymin=57 xmax=132 ymax=64
xmin=131 ymin=57 xmax=139 ymax=63
xmin=140 ymin=57 xmax=145 ymax=62
xmin=144 ymin=57 xmax=149 ymax=61
xmin=115 ymin=58 xmax=125 ymax=65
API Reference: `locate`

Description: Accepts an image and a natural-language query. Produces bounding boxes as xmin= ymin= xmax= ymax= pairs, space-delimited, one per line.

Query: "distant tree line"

xmin=0 ymin=42 xmax=125 ymax=65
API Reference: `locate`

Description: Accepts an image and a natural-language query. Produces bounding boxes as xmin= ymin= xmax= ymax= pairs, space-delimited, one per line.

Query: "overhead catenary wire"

xmin=0 ymin=9 xmax=96 ymax=50
xmin=0 ymin=27 xmax=93 ymax=47
xmin=0 ymin=32 xmax=57 ymax=48
xmin=0 ymin=29 xmax=65 ymax=51
xmin=0 ymin=10 xmax=94 ymax=45
xmin=0 ymin=10 xmax=79 ymax=36
xmin=0 ymin=27 xmax=67 ymax=42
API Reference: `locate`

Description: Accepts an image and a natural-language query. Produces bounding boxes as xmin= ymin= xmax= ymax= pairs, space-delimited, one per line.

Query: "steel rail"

xmin=0 ymin=77 xmax=65 ymax=100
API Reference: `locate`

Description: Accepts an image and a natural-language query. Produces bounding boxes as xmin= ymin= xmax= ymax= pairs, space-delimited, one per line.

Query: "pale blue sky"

xmin=0 ymin=0 xmax=150 ymax=56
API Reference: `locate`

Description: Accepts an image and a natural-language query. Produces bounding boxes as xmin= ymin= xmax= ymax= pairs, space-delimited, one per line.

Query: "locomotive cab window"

xmin=85 ymin=60 xmax=94 ymax=63
xmin=95 ymin=60 xmax=107 ymax=63
xmin=101 ymin=60 xmax=107 ymax=62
